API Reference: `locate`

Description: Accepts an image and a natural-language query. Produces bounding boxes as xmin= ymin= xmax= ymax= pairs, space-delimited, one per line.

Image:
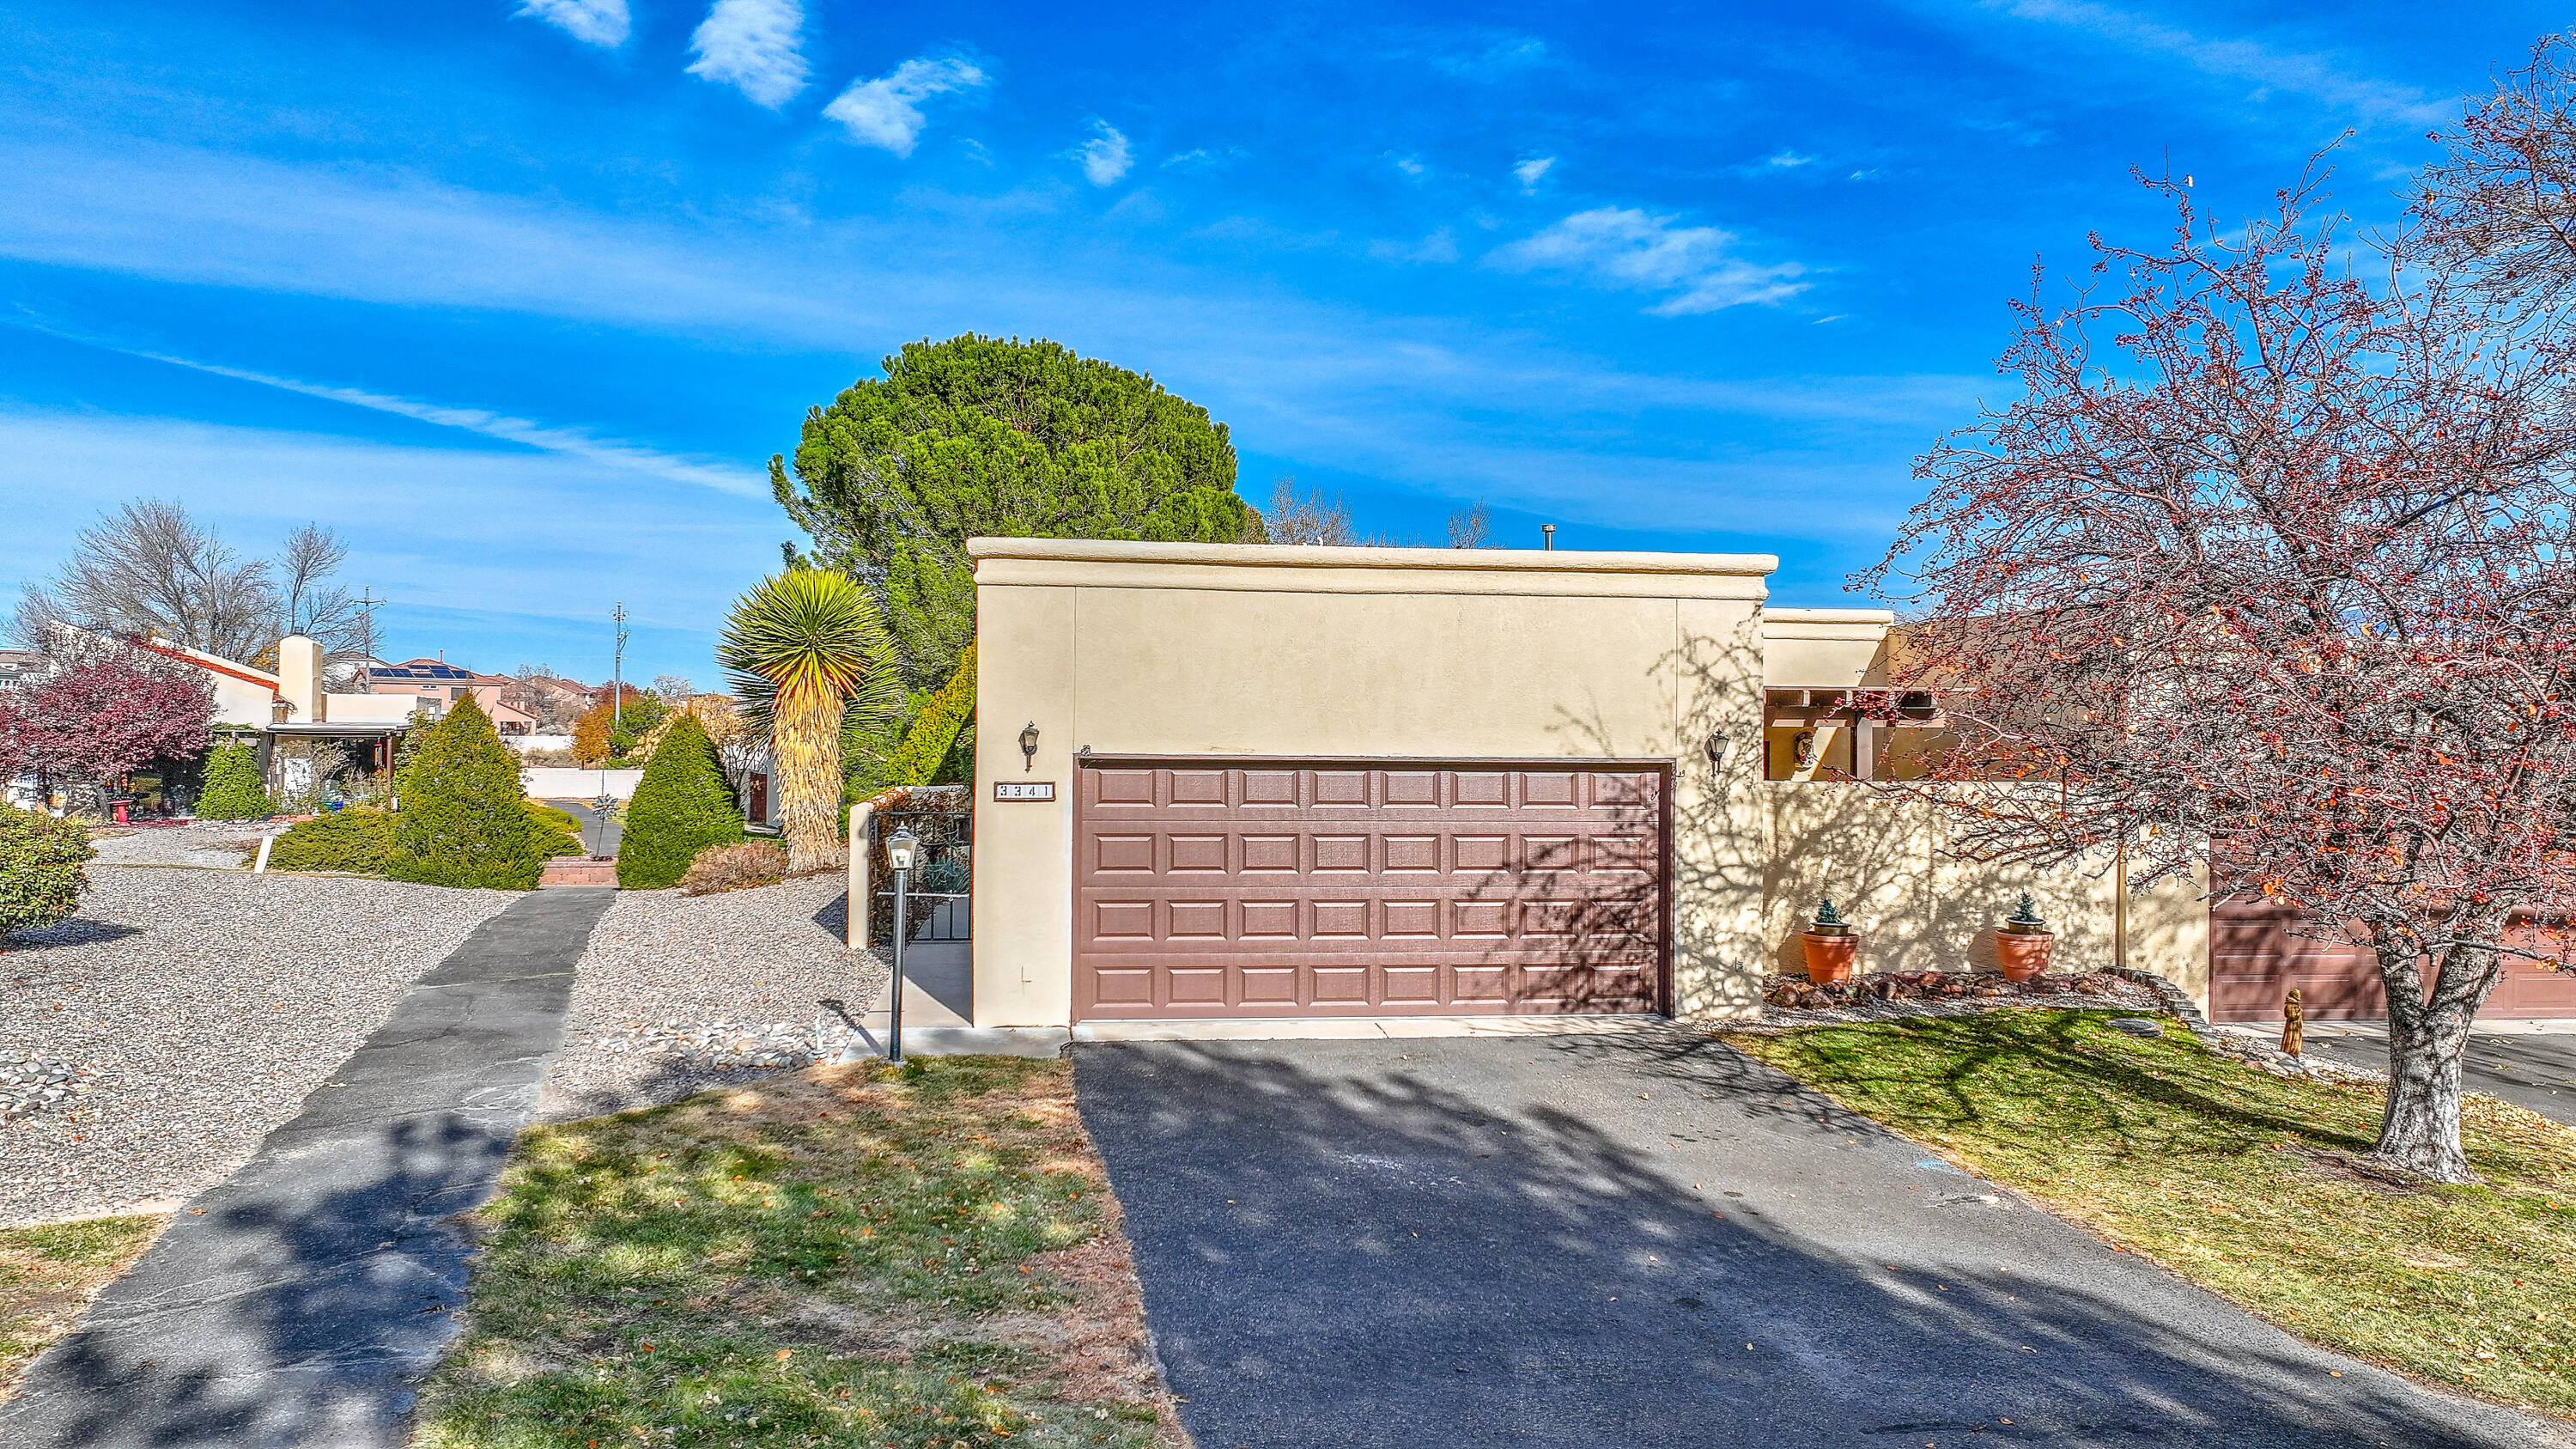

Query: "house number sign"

xmin=994 ymin=781 xmax=1056 ymax=801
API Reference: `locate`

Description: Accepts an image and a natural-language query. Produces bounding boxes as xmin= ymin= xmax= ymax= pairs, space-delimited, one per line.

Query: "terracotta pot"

xmin=1996 ymin=928 xmax=2053 ymax=982
xmin=1801 ymin=931 xmax=1858 ymax=983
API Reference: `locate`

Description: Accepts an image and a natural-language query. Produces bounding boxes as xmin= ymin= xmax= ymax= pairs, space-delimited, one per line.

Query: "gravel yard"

xmin=539 ymin=875 xmax=884 ymax=1122
xmin=0 ymin=869 xmax=511 ymax=1226
xmin=82 ymin=821 xmax=270 ymax=870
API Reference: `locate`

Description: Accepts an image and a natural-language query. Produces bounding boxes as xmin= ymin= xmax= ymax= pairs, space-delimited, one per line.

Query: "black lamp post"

xmin=884 ymin=825 xmax=921 ymax=1062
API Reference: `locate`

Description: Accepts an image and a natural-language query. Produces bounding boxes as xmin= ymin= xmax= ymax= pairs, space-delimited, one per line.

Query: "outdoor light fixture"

xmin=1018 ymin=721 xmax=1040 ymax=771
xmin=884 ymin=825 xmax=922 ymax=1062
xmin=1704 ymin=732 xmax=1729 ymax=773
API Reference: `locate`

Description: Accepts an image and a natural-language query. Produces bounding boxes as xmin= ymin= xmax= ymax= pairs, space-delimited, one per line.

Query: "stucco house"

xmin=915 ymin=539 xmax=2205 ymax=1038
xmin=365 ymin=660 xmax=544 ymax=735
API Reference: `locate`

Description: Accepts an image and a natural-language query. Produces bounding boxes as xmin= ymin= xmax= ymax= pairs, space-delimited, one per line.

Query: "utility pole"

xmin=611 ymin=602 xmax=629 ymax=731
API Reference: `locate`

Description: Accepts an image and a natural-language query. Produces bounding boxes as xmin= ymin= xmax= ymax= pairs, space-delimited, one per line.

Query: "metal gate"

xmin=870 ymin=806 xmax=971 ymax=941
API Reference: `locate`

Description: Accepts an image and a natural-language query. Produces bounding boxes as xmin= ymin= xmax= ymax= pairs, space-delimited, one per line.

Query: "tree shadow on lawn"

xmin=1073 ymin=1030 xmax=2555 ymax=1449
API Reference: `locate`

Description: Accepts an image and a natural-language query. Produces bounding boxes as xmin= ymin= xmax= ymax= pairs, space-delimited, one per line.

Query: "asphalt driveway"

xmin=1074 ymin=1031 xmax=2567 ymax=1449
xmin=2293 ymin=1024 xmax=2576 ymax=1126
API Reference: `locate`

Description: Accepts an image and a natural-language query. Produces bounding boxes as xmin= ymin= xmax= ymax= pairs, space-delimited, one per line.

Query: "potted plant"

xmin=1801 ymin=897 xmax=1858 ymax=983
xmin=1996 ymin=892 xmax=2053 ymax=981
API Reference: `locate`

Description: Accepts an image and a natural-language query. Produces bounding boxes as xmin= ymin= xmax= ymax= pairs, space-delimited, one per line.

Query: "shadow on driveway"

xmin=1075 ymin=1029 xmax=2565 ymax=1449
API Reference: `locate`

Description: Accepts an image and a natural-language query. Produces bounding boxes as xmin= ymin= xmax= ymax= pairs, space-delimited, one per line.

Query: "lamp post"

xmin=884 ymin=825 xmax=921 ymax=1062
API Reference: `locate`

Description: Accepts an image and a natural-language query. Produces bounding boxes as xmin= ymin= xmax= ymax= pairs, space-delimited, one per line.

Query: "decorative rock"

xmin=2108 ymin=1017 xmax=2166 ymax=1038
xmin=0 ymin=1050 xmax=94 ymax=1123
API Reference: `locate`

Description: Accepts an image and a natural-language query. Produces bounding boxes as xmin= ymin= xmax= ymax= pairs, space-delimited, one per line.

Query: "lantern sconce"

xmin=1018 ymin=721 xmax=1041 ymax=771
xmin=1793 ymin=730 xmax=1818 ymax=770
xmin=1704 ymin=732 xmax=1728 ymax=777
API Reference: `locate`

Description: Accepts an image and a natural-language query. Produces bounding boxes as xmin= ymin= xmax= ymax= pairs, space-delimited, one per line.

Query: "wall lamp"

xmin=1018 ymin=721 xmax=1041 ymax=771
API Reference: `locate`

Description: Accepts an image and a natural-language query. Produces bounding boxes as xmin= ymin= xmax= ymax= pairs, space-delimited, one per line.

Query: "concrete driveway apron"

xmin=1074 ymin=1030 xmax=2567 ymax=1449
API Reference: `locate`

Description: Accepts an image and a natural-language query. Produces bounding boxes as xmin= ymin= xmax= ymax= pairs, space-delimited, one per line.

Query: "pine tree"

xmin=617 ymin=713 xmax=744 ymax=889
xmin=388 ymin=694 xmax=544 ymax=890
xmin=195 ymin=740 xmax=276 ymax=819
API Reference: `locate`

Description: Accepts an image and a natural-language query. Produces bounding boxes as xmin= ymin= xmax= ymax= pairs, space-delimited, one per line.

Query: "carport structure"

xmin=959 ymin=538 xmax=2210 ymax=1033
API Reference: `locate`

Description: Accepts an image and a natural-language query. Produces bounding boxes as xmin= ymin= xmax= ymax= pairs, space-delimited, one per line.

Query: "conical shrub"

xmin=388 ymin=694 xmax=544 ymax=890
xmin=617 ymin=712 xmax=744 ymax=889
xmin=194 ymin=740 xmax=276 ymax=819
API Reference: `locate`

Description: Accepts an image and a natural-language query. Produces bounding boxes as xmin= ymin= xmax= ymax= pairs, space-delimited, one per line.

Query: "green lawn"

xmin=1728 ymin=1010 xmax=2576 ymax=1417
xmin=415 ymin=1056 xmax=1181 ymax=1449
xmin=0 ymin=1215 xmax=164 ymax=1402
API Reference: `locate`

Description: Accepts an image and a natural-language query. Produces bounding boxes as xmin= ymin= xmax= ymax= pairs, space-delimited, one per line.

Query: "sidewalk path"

xmin=0 ymin=887 xmax=616 ymax=1449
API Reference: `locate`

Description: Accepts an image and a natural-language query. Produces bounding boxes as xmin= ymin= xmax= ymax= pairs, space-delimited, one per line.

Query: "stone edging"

xmin=2105 ymin=965 xmax=2220 ymax=1044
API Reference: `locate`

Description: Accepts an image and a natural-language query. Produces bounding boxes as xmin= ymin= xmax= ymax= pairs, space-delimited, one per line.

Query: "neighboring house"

xmin=365 ymin=659 xmax=544 ymax=735
xmin=951 ymin=538 xmax=2218 ymax=1038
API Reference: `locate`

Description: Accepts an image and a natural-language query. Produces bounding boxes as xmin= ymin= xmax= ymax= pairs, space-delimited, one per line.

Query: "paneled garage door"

xmin=2210 ymin=904 xmax=2576 ymax=1021
xmin=1074 ymin=760 xmax=1668 ymax=1020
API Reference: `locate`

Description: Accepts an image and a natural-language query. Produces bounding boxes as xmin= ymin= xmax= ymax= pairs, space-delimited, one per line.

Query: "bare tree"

xmin=1264 ymin=479 xmax=1358 ymax=546
xmin=26 ymin=502 xmax=367 ymax=665
xmin=279 ymin=523 xmax=359 ymax=648
xmin=651 ymin=673 xmax=696 ymax=704
xmin=1861 ymin=166 xmax=2576 ymax=1183
xmin=1445 ymin=503 xmax=1492 ymax=548
xmin=2413 ymin=33 xmax=2576 ymax=325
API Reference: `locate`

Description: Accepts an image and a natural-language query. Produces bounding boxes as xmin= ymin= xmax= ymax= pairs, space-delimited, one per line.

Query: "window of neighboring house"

xmin=1761 ymin=689 xmax=1946 ymax=782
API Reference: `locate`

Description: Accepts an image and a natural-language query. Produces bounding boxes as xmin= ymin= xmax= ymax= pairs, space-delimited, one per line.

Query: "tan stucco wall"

xmin=1759 ymin=783 xmax=2211 ymax=1012
xmin=969 ymin=539 xmax=1779 ymax=1027
xmin=968 ymin=544 xmax=2214 ymax=1026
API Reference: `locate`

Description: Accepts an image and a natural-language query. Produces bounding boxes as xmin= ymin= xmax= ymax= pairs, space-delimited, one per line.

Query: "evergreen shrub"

xmin=617 ymin=715 xmax=744 ymax=889
xmin=0 ymin=804 xmax=91 ymax=938
xmin=195 ymin=740 xmax=276 ymax=819
xmin=387 ymin=695 xmax=545 ymax=890
xmin=884 ymin=645 xmax=975 ymax=787
xmin=268 ymin=809 xmax=397 ymax=874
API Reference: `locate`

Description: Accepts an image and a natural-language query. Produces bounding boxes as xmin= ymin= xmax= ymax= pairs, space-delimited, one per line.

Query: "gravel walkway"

xmin=538 ymin=875 xmax=884 ymax=1121
xmin=82 ymin=821 xmax=270 ymax=870
xmin=0 ymin=869 xmax=511 ymax=1226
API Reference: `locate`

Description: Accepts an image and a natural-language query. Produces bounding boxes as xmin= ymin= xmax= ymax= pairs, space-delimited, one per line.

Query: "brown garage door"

xmin=1075 ymin=759 xmax=1667 ymax=1020
xmin=2211 ymin=904 xmax=2576 ymax=1021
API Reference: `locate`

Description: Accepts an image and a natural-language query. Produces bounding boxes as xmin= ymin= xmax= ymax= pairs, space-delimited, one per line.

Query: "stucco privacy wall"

xmin=969 ymin=539 xmax=1780 ymax=1027
xmin=1759 ymin=786 xmax=2212 ymax=1010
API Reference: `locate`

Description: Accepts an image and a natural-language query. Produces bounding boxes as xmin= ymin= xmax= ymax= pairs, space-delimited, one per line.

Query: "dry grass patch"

xmin=1729 ymin=1009 xmax=2576 ymax=1418
xmin=0 ymin=1215 xmax=163 ymax=1403
xmin=416 ymin=1056 xmax=1184 ymax=1448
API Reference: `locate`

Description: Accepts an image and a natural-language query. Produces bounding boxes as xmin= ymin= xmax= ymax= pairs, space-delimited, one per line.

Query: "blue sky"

xmin=0 ymin=1 xmax=2554 ymax=685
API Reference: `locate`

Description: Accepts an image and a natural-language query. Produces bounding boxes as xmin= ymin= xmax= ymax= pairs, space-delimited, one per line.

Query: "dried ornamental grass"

xmin=681 ymin=841 xmax=789 ymax=897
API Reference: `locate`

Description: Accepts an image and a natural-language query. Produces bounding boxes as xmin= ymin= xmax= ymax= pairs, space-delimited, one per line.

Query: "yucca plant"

xmin=717 ymin=569 xmax=903 ymax=870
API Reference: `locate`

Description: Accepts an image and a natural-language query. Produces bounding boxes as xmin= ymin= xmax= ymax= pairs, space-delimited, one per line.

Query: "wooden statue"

xmin=2281 ymin=987 xmax=2305 ymax=1057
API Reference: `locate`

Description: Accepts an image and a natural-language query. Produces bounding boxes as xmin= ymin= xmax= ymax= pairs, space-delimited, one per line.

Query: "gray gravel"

xmin=82 ymin=821 xmax=271 ymax=870
xmin=539 ymin=874 xmax=882 ymax=1121
xmin=0 ymin=868 xmax=511 ymax=1226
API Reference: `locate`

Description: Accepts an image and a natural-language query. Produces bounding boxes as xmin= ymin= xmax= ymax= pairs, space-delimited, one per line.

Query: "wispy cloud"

xmin=1984 ymin=0 xmax=2451 ymax=127
xmin=1765 ymin=149 xmax=1816 ymax=168
xmin=14 ymin=319 xmax=766 ymax=496
xmin=1369 ymin=228 xmax=1459 ymax=265
xmin=1388 ymin=152 xmax=1427 ymax=179
xmin=1073 ymin=123 xmax=1133 ymax=186
xmin=1489 ymin=207 xmax=1807 ymax=315
xmin=822 ymin=56 xmax=987 ymax=156
xmin=1513 ymin=155 xmax=1555 ymax=191
xmin=687 ymin=0 xmax=808 ymax=108
xmin=518 ymin=0 xmax=629 ymax=47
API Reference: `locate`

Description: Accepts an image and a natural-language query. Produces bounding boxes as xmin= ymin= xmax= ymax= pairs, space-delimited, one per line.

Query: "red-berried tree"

xmin=9 ymin=638 xmax=216 ymax=812
xmin=1859 ymin=168 xmax=2576 ymax=1182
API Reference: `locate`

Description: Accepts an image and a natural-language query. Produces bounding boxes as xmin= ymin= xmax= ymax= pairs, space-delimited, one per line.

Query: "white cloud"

xmin=822 ymin=57 xmax=987 ymax=156
xmin=518 ymin=0 xmax=630 ymax=47
xmin=1512 ymin=155 xmax=1554 ymax=191
xmin=1766 ymin=149 xmax=1816 ymax=168
xmin=1986 ymin=0 xmax=2450 ymax=127
xmin=687 ymin=0 xmax=808 ymax=109
xmin=1074 ymin=123 xmax=1133 ymax=186
xmin=1369 ymin=228 xmax=1459 ymax=265
xmin=1490 ymin=207 xmax=1807 ymax=315
xmin=1389 ymin=153 xmax=1427 ymax=178
xmin=12 ymin=320 xmax=765 ymax=496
